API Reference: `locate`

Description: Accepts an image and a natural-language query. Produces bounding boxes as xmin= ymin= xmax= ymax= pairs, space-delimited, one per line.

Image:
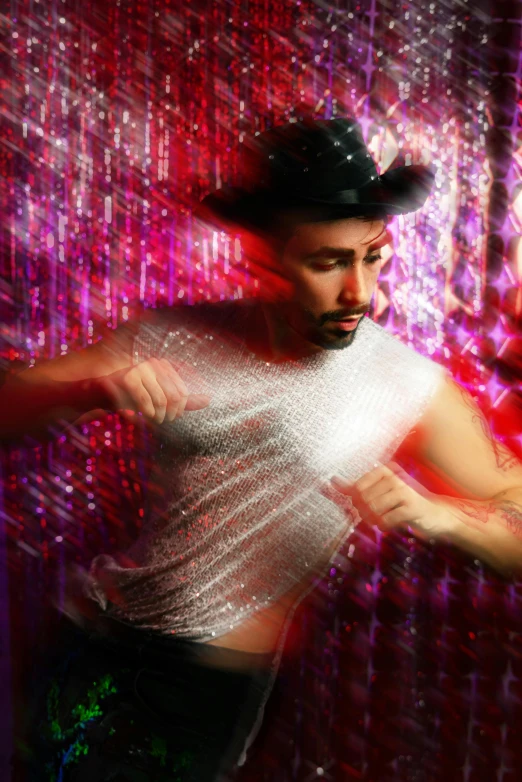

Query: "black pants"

xmin=16 ymin=615 xmax=277 ymax=782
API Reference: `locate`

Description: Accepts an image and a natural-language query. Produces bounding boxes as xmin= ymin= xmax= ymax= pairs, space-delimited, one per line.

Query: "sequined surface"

xmin=85 ymin=302 xmax=445 ymax=641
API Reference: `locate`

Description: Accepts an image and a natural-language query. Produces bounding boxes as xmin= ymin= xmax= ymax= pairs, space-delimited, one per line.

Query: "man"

xmin=6 ymin=118 xmax=522 ymax=781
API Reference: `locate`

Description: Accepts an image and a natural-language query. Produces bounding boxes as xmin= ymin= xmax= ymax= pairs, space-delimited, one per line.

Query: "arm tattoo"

xmin=453 ymin=498 xmax=522 ymax=540
xmin=453 ymin=499 xmax=499 ymax=525
xmin=492 ymin=444 xmax=520 ymax=473
xmin=499 ymin=501 xmax=522 ymax=538
xmin=452 ymin=381 xmax=520 ymax=473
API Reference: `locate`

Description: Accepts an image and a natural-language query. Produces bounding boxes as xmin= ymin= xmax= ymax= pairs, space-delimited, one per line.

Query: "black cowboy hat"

xmin=197 ymin=117 xmax=434 ymax=232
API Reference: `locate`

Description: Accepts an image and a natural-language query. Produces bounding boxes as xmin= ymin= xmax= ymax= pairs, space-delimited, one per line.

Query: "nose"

xmin=338 ymin=267 xmax=368 ymax=306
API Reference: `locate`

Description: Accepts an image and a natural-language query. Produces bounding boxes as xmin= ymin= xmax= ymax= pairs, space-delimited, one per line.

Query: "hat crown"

xmin=197 ymin=116 xmax=435 ymax=228
xmin=238 ymin=118 xmax=378 ymax=196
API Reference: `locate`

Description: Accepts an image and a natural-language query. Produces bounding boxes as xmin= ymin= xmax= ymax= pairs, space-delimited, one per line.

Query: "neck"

xmin=259 ymin=301 xmax=324 ymax=362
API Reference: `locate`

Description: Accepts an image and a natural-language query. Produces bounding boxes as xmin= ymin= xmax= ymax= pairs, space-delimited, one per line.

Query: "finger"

xmin=355 ymin=461 xmax=409 ymax=494
xmin=139 ymin=366 xmax=169 ymax=423
xmin=158 ymin=358 xmax=186 ymax=390
xmin=384 ymin=460 xmax=402 ymax=472
xmin=185 ymin=393 xmax=211 ymax=411
xmin=366 ymin=487 xmax=405 ymax=517
xmin=381 ymin=505 xmax=415 ymax=527
xmin=158 ymin=359 xmax=210 ymax=415
xmin=359 ymin=475 xmax=397 ymax=503
xmin=158 ymin=359 xmax=186 ymax=421
xmin=331 ymin=461 xmax=409 ymax=497
xmin=119 ymin=372 xmax=156 ymax=419
xmin=332 ymin=470 xmax=392 ymax=497
xmin=376 ymin=461 xmax=433 ymax=500
xmin=353 ymin=466 xmax=388 ymax=493
xmin=379 ymin=461 xmax=409 ymax=481
xmin=330 ymin=475 xmax=352 ymax=495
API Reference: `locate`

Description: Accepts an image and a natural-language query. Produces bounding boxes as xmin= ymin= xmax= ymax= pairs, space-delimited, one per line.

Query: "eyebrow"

xmin=304 ymin=247 xmax=356 ymax=261
xmin=303 ymin=230 xmax=392 ymax=261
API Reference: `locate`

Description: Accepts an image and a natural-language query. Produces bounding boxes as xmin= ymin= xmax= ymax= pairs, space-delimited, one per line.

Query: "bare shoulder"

xmin=397 ymin=372 xmax=522 ymax=500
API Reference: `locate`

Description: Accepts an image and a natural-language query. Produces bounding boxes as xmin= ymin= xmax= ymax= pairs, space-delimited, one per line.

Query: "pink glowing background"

xmin=1 ymin=0 xmax=522 ymax=779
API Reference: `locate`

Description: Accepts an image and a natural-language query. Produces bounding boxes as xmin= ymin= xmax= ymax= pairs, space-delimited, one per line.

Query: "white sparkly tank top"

xmin=86 ymin=301 xmax=445 ymax=642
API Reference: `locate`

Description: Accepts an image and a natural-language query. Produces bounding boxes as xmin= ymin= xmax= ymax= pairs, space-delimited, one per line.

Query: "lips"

xmin=331 ymin=316 xmax=362 ymax=332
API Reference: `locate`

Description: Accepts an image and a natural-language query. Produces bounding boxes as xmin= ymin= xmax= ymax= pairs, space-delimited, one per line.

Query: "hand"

xmin=330 ymin=460 xmax=451 ymax=540
xmin=98 ymin=357 xmax=210 ymax=424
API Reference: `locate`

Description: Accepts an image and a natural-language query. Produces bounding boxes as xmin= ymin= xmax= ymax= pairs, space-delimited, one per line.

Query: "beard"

xmin=297 ymin=306 xmax=368 ymax=350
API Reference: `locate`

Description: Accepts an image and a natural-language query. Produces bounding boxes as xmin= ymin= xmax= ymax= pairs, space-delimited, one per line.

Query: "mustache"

xmin=318 ymin=308 xmax=370 ymax=326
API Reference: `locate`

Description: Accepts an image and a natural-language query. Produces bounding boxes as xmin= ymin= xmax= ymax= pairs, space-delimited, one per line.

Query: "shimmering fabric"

xmin=85 ymin=302 xmax=445 ymax=642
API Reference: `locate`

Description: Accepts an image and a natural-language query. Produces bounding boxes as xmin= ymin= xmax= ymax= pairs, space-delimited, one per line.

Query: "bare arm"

xmin=398 ymin=375 xmax=522 ymax=575
xmin=0 ymin=311 xmax=210 ymax=446
xmin=0 ymin=321 xmax=136 ymax=444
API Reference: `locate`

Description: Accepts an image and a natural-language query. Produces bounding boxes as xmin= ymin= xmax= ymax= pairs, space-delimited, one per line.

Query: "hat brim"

xmin=196 ymin=164 xmax=435 ymax=231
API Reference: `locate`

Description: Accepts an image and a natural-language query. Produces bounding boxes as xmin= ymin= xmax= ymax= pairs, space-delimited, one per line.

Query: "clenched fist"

xmin=98 ymin=357 xmax=210 ymax=424
xmin=330 ymin=460 xmax=451 ymax=540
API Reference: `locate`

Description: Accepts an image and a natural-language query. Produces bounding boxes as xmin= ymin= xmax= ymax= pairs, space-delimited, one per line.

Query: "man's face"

xmin=277 ymin=217 xmax=389 ymax=350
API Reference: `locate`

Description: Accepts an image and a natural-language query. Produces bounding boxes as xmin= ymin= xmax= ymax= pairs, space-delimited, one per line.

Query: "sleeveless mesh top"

xmin=85 ymin=301 xmax=445 ymax=642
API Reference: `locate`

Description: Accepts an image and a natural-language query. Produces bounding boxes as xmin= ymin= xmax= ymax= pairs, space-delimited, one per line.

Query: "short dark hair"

xmin=266 ymin=205 xmax=390 ymax=245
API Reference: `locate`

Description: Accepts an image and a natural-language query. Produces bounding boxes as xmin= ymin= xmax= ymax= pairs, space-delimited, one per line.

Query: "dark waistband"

xmin=66 ymin=613 xmax=276 ymax=673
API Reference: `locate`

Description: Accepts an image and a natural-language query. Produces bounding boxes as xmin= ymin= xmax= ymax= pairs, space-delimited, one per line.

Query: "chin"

xmin=308 ymin=327 xmax=358 ymax=351
xmin=324 ymin=332 xmax=357 ymax=350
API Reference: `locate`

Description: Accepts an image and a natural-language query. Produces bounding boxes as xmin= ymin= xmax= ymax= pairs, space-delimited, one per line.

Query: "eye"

xmin=311 ymin=261 xmax=345 ymax=272
xmin=310 ymin=253 xmax=382 ymax=272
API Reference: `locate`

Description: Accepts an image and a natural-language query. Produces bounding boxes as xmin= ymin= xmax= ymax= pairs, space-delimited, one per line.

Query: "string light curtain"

xmin=1 ymin=0 xmax=521 ymax=779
